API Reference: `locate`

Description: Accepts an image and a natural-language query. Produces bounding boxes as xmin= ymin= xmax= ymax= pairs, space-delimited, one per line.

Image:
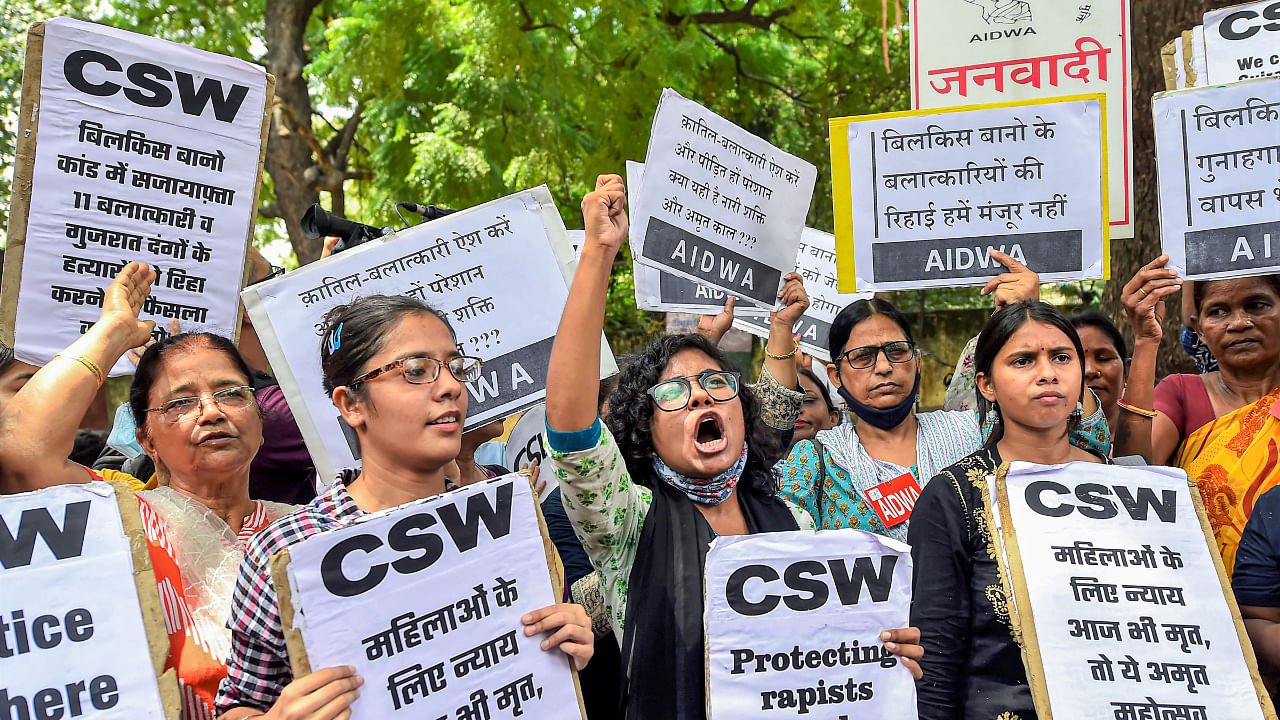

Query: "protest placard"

xmin=909 ymin=0 xmax=1133 ymax=239
xmin=704 ymin=529 xmax=915 ymax=720
xmin=993 ymin=462 xmax=1275 ymax=719
xmin=0 ymin=482 xmax=177 ymax=719
xmin=732 ymin=229 xmax=872 ymax=361
xmin=1152 ymin=76 xmax=1280 ymax=281
xmin=1204 ymin=1 xmax=1280 ymax=84
xmin=277 ymin=475 xmax=584 ymax=719
xmin=630 ymin=89 xmax=817 ymax=309
xmin=0 ymin=18 xmax=271 ymax=375
xmin=243 ymin=186 xmax=617 ymax=484
xmin=829 ymin=95 xmax=1108 ymax=293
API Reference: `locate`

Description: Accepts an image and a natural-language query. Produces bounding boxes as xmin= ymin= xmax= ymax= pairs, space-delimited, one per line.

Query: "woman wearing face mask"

xmin=216 ymin=295 xmax=594 ymax=719
xmin=545 ymin=175 xmax=923 ymax=720
xmin=779 ymin=253 xmax=1109 ymax=541
xmin=909 ymin=300 xmax=1108 ymax=720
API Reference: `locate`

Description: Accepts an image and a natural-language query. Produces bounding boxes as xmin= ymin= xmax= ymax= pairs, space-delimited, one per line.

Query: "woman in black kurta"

xmin=909 ymin=301 xmax=1110 ymax=720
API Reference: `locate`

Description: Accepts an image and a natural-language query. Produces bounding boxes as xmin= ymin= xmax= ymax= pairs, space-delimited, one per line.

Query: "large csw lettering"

xmin=725 ymin=556 xmax=899 ymax=616
xmin=1024 ymin=480 xmax=1178 ymax=523
xmin=0 ymin=501 xmax=91 ymax=569
xmin=63 ymin=48 xmax=250 ymax=122
xmin=1217 ymin=1 xmax=1280 ymax=40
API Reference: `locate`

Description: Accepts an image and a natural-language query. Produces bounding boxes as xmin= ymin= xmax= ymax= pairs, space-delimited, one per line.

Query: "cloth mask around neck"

xmin=651 ymin=444 xmax=748 ymax=505
xmin=838 ymin=370 xmax=921 ymax=430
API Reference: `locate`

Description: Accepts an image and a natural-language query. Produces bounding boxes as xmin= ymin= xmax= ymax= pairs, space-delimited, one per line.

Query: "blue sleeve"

xmin=542 ymin=487 xmax=597 ymax=586
xmin=1233 ymin=486 xmax=1280 ymax=607
xmin=546 ymin=418 xmax=602 ymax=454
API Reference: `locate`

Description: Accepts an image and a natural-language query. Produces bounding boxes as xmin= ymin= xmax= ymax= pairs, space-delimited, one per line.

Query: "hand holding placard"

xmin=979 ymin=250 xmax=1040 ymax=311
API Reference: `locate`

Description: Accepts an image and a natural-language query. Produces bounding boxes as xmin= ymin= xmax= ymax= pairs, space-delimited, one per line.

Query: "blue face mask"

xmin=106 ymin=403 xmax=145 ymax=459
xmin=837 ymin=370 xmax=921 ymax=430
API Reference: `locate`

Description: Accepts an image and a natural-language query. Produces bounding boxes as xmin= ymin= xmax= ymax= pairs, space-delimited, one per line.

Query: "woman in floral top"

xmin=544 ymin=175 xmax=924 ymax=720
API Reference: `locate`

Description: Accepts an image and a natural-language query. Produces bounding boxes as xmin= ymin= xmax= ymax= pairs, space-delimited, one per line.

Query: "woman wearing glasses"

xmin=545 ymin=175 xmax=923 ymax=720
xmin=0 ymin=262 xmax=295 ymax=720
xmin=779 ymin=252 xmax=1109 ymax=541
xmin=216 ymin=293 xmax=594 ymax=719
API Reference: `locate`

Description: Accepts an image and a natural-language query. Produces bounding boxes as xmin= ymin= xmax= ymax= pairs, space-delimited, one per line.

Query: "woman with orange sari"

xmin=1128 ymin=260 xmax=1280 ymax=576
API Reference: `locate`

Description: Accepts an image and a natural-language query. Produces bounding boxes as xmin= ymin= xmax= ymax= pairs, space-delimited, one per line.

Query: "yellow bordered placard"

xmin=828 ymin=93 xmax=1110 ymax=294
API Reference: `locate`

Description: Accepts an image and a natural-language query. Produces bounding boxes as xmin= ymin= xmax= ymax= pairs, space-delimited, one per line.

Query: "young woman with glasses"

xmin=217 ymin=294 xmax=595 ymax=719
xmin=544 ymin=175 xmax=923 ymax=720
xmin=778 ymin=252 xmax=1110 ymax=541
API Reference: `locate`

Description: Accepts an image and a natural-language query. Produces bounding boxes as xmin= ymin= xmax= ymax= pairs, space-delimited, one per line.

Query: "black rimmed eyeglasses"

xmin=837 ymin=341 xmax=917 ymax=370
xmin=647 ymin=370 xmax=741 ymax=412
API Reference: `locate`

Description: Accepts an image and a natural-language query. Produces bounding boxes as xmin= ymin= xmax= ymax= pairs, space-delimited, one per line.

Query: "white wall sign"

xmin=0 ymin=483 xmax=171 ymax=718
xmin=733 ymin=228 xmax=872 ymax=362
xmin=704 ymin=529 xmax=916 ymax=720
xmin=630 ymin=89 xmax=817 ymax=309
xmin=284 ymin=476 xmax=583 ymax=719
xmin=1153 ymin=77 xmax=1280 ymax=281
xmin=5 ymin=18 xmax=267 ymax=374
xmin=1204 ymin=0 xmax=1280 ymax=84
xmin=243 ymin=186 xmax=617 ymax=484
xmin=996 ymin=462 xmax=1272 ymax=718
xmin=909 ymin=0 xmax=1134 ymax=238
xmin=840 ymin=96 xmax=1107 ymax=292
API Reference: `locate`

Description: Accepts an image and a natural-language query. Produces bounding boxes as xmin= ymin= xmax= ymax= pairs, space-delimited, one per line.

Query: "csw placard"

xmin=0 ymin=18 xmax=270 ymax=374
xmin=279 ymin=475 xmax=584 ymax=720
xmin=704 ymin=529 xmax=916 ymax=720
xmin=1203 ymin=1 xmax=1280 ymax=84
xmin=502 ymin=404 xmax=556 ymax=501
xmin=1152 ymin=77 xmax=1280 ymax=281
xmin=909 ymin=0 xmax=1133 ymax=239
xmin=732 ymin=228 xmax=872 ymax=362
xmin=243 ymin=186 xmax=617 ymax=484
xmin=630 ymin=89 xmax=817 ymax=309
xmin=993 ymin=462 xmax=1275 ymax=719
xmin=1 ymin=482 xmax=176 ymax=719
xmin=829 ymin=95 xmax=1108 ymax=293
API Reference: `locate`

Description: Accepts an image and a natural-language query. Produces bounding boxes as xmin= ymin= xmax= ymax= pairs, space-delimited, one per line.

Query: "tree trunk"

xmin=1100 ymin=0 xmax=1216 ymax=377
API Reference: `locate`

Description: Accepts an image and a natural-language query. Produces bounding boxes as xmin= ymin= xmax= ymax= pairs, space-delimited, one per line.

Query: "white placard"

xmin=842 ymin=97 xmax=1106 ymax=292
xmin=243 ymin=186 xmax=617 ymax=484
xmin=732 ymin=229 xmax=872 ymax=362
xmin=999 ymin=462 xmax=1268 ymax=719
xmin=909 ymin=0 xmax=1133 ymax=238
xmin=0 ymin=484 xmax=169 ymax=717
xmin=1204 ymin=1 xmax=1280 ymax=84
xmin=285 ymin=476 xmax=582 ymax=719
xmin=503 ymin=404 xmax=554 ymax=502
xmin=1152 ymin=77 xmax=1280 ymax=281
xmin=9 ymin=18 xmax=266 ymax=375
xmin=630 ymin=89 xmax=817 ymax=309
xmin=704 ymin=529 xmax=916 ymax=720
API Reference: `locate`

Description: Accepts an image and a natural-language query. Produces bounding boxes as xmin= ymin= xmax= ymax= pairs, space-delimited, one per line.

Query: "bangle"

xmin=765 ymin=337 xmax=799 ymax=360
xmin=55 ymin=353 xmax=105 ymax=387
xmin=1117 ymin=400 xmax=1158 ymax=418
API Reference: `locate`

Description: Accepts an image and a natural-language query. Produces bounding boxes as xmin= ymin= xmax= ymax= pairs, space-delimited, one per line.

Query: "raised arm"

xmin=546 ymin=174 xmax=627 ymax=433
xmin=1114 ymin=255 xmax=1182 ymax=460
xmin=762 ymin=272 xmax=809 ymax=393
xmin=0 ymin=262 xmax=155 ymax=493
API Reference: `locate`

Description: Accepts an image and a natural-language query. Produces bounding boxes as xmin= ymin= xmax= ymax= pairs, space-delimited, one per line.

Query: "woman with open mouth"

xmin=544 ymin=174 xmax=923 ymax=720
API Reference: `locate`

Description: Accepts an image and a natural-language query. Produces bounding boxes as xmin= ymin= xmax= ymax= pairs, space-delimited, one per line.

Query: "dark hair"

xmin=129 ymin=333 xmax=256 ymax=428
xmin=827 ymin=298 xmax=916 ymax=363
xmin=318 ymin=294 xmax=454 ymax=399
xmin=598 ymin=354 xmax=638 ymax=416
xmin=605 ymin=333 xmax=779 ymax=494
xmin=974 ymin=301 xmax=1085 ymax=448
xmin=1193 ymin=274 xmax=1280 ymax=313
xmin=1070 ymin=310 xmax=1127 ymax=360
xmin=798 ymin=368 xmax=836 ymax=413
xmin=0 ymin=342 xmax=14 ymax=376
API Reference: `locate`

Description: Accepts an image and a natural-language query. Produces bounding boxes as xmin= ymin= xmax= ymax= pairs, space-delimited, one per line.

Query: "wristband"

xmin=765 ymin=337 xmax=800 ymax=361
xmin=1117 ymin=400 xmax=1158 ymax=418
xmin=55 ymin=353 xmax=105 ymax=386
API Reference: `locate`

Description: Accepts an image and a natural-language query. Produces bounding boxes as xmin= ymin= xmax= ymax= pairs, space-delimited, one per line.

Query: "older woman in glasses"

xmin=0 ymin=263 xmax=296 ymax=720
xmin=544 ymin=176 xmax=922 ymax=720
xmin=778 ymin=252 xmax=1110 ymax=541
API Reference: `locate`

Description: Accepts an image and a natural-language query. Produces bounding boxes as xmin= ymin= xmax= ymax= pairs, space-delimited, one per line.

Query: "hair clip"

xmin=328 ymin=322 xmax=343 ymax=353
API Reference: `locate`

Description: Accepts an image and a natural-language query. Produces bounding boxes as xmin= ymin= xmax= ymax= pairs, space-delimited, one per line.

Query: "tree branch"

xmin=697 ymin=28 xmax=815 ymax=110
xmin=665 ymin=0 xmax=793 ymax=30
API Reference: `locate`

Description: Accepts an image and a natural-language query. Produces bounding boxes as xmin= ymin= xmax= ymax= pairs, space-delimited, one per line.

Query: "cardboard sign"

xmin=0 ymin=482 xmax=177 ymax=718
xmin=1204 ymin=0 xmax=1280 ymax=84
xmin=0 ymin=18 xmax=271 ymax=374
xmin=866 ymin=473 xmax=922 ymax=528
xmin=630 ymin=89 xmax=817 ymax=309
xmin=243 ymin=186 xmax=617 ymax=484
xmin=830 ymin=96 xmax=1108 ymax=292
xmin=732 ymin=228 xmax=872 ymax=361
xmin=909 ymin=0 xmax=1134 ymax=239
xmin=1152 ymin=77 xmax=1280 ymax=281
xmin=503 ymin=405 xmax=555 ymax=503
xmin=704 ymin=529 xmax=916 ymax=720
xmin=278 ymin=475 xmax=584 ymax=719
xmin=994 ymin=462 xmax=1275 ymax=719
